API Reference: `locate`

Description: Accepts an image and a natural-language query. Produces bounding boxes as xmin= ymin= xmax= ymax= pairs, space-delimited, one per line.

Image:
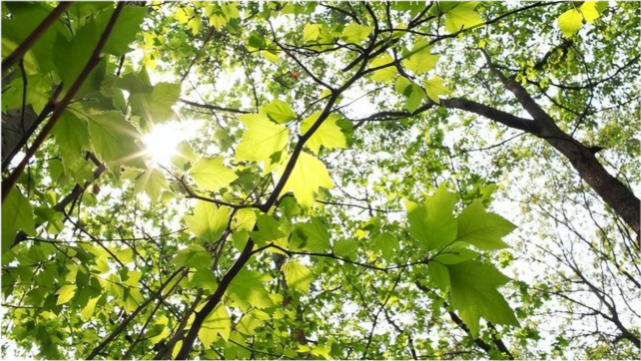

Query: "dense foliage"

xmin=1 ymin=1 xmax=639 ymax=360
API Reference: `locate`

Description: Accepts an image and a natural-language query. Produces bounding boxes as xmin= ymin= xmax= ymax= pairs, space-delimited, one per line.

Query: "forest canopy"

xmin=1 ymin=1 xmax=639 ymax=360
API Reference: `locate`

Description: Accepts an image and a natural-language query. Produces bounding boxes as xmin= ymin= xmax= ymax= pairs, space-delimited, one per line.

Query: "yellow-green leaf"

xmin=403 ymin=39 xmax=439 ymax=75
xmin=235 ymin=113 xmax=289 ymax=167
xmin=282 ymin=259 xmax=314 ymax=294
xmin=261 ymin=99 xmax=297 ymax=124
xmin=424 ymin=76 xmax=452 ymax=103
xmin=369 ymin=52 xmax=397 ymax=83
xmin=188 ymin=157 xmax=237 ymax=191
xmin=444 ymin=2 xmax=484 ymax=33
xmin=56 ymin=284 xmax=77 ymax=305
xmin=81 ymin=296 xmax=100 ymax=321
xmin=172 ymin=244 xmax=212 ymax=269
xmin=341 ymin=23 xmax=373 ymax=43
xmin=303 ymin=23 xmax=321 ymax=43
xmin=456 ymin=202 xmax=516 ymax=250
xmin=199 ymin=304 xmax=231 ymax=348
xmin=88 ymin=111 xmax=145 ymax=170
xmin=227 ymin=270 xmax=274 ymax=309
xmin=406 ymin=184 xmax=458 ymax=250
xmin=232 ymin=208 xmax=257 ymax=231
xmin=279 ymin=152 xmax=334 ymax=209
xmin=558 ymin=8 xmax=583 ymax=38
xmin=184 ymin=201 xmax=231 ymax=241
xmin=134 ymin=168 xmax=169 ymax=201
xmin=300 ymin=112 xmax=347 ymax=154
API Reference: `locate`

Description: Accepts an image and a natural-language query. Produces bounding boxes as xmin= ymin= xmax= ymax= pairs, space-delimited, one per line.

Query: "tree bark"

xmin=440 ymin=51 xmax=640 ymax=235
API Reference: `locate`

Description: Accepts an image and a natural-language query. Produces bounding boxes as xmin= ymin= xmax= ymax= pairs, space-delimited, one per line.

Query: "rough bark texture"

xmin=2 ymin=106 xmax=38 ymax=165
xmin=440 ymin=52 xmax=640 ymax=235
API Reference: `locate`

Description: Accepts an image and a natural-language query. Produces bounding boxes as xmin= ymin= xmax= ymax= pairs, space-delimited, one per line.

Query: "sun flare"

xmin=143 ymin=121 xmax=197 ymax=165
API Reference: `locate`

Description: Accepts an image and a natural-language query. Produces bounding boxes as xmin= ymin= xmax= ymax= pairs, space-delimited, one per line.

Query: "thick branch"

xmin=440 ymin=98 xmax=538 ymax=134
xmin=2 ymin=3 xmax=126 ymax=203
xmin=2 ymin=2 xmax=74 ymax=72
xmin=477 ymin=50 xmax=640 ymax=234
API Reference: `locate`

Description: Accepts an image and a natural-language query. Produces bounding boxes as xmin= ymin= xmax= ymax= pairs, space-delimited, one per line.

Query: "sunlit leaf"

xmin=443 ymin=2 xmax=484 ymax=33
xmin=282 ymin=259 xmax=314 ymax=293
xmin=300 ymin=112 xmax=347 ymax=154
xmin=172 ymin=244 xmax=213 ymax=269
xmin=261 ymin=99 xmax=297 ymax=124
xmin=188 ymin=157 xmax=237 ymax=192
xmin=235 ymin=113 xmax=289 ymax=167
xmin=88 ymin=111 xmax=145 ymax=170
xmin=279 ymin=152 xmax=333 ymax=208
xmin=56 ymin=284 xmax=77 ymax=305
xmin=183 ymin=201 xmax=230 ymax=242
xmin=227 ymin=270 xmax=274 ymax=309
xmin=134 ymin=168 xmax=169 ymax=201
xmin=424 ymin=76 xmax=452 ymax=104
xmin=199 ymin=304 xmax=231 ymax=348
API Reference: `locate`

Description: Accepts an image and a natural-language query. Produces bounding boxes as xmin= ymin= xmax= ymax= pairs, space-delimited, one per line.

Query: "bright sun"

xmin=143 ymin=121 xmax=196 ymax=165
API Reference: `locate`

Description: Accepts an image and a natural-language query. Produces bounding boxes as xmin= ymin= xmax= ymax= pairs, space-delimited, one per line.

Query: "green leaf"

xmin=456 ymin=202 xmax=515 ymax=250
xmin=341 ymin=23 xmax=373 ymax=43
xmin=56 ymin=284 xmax=77 ymax=305
xmin=424 ymin=76 xmax=452 ymax=104
xmin=406 ymin=82 xmax=427 ymax=112
xmin=100 ymin=6 xmax=147 ymax=56
xmin=183 ymin=201 xmax=230 ymax=242
xmin=81 ymin=296 xmax=100 ymax=321
xmin=432 ymin=247 xmax=479 ymax=264
xmin=199 ymin=304 xmax=231 ymax=348
xmin=334 ymin=239 xmax=359 ymax=258
xmin=594 ymin=1 xmax=608 ymax=15
xmin=88 ymin=111 xmax=145 ymax=170
xmin=406 ymin=184 xmax=458 ymax=250
xmin=237 ymin=310 xmax=269 ymax=336
xmin=52 ymin=111 xmax=90 ymax=171
xmin=402 ymin=39 xmax=439 ymax=75
xmin=558 ymin=8 xmax=583 ymax=38
xmin=303 ymin=23 xmax=321 ymax=43
xmin=67 ymin=2 xmax=113 ymax=21
xmin=227 ymin=270 xmax=274 ymax=309
xmin=447 ymin=260 xmax=519 ymax=336
xmin=300 ymin=112 xmax=347 ymax=154
xmin=251 ymin=214 xmax=286 ymax=246
xmin=444 ymin=2 xmax=484 ymax=34
xmin=292 ymin=218 xmax=331 ymax=253
xmin=3 ymin=2 xmax=68 ymax=73
xmin=52 ymin=3 xmax=145 ymax=93
xmin=134 ymin=168 xmax=168 ymax=201
xmin=188 ymin=157 xmax=237 ymax=192
xmin=282 ymin=259 xmax=314 ymax=294
xmin=428 ymin=262 xmax=450 ymax=291
xmin=234 ymin=113 xmax=289 ymax=167
xmin=2 ymin=187 xmax=36 ymax=253
xmin=130 ymin=82 xmax=181 ymax=124
xmin=261 ymin=99 xmax=297 ymax=124
xmin=172 ymin=244 xmax=213 ymax=270
xmin=279 ymin=152 xmax=333 ymax=209
xmin=190 ymin=269 xmax=218 ymax=292
xmin=233 ymin=209 xmax=257 ymax=232
xmin=372 ymin=232 xmax=399 ymax=262
xmin=580 ymin=1 xmax=600 ymax=23
xmin=369 ymin=52 xmax=397 ymax=83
